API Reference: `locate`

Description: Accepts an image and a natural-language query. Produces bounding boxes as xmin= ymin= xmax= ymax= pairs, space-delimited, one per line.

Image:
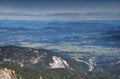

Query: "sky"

xmin=0 ymin=0 xmax=120 ymax=20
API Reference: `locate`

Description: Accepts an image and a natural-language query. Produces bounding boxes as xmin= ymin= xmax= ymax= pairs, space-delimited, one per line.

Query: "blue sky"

xmin=0 ymin=0 xmax=120 ymax=20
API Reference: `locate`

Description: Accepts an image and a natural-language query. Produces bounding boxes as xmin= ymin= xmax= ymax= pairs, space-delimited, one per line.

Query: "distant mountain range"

xmin=0 ymin=20 xmax=120 ymax=32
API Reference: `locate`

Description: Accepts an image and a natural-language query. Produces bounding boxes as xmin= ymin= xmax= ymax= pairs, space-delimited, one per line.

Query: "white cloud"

xmin=20 ymin=42 xmax=49 ymax=48
xmin=0 ymin=11 xmax=120 ymax=20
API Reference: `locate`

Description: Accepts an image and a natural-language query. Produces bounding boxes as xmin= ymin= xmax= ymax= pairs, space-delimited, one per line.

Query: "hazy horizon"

xmin=0 ymin=0 xmax=120 ymax=20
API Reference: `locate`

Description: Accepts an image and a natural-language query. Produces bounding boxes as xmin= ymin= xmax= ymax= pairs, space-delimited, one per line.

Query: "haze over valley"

xmin=0 ymin=0 xmax=120 ymax=79
xmin=0 ymin=20 xmax=120 ymax=79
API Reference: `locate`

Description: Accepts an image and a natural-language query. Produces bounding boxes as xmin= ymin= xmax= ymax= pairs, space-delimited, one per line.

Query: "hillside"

xmin=0 ymin=46 xmax=87 ymax=79
xmin=0 ymin=46 xmax=119 ymax=79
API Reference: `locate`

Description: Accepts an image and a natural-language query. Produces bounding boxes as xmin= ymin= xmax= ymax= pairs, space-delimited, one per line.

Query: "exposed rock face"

xmin=0 ymin=68 xmax=18 ymax=79
xmin=49 ymin=56 xmax=70 ymax=68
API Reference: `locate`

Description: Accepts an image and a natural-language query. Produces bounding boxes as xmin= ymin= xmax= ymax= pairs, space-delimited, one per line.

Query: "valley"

xmin=0 ymin=20 xmax=120 ymax=79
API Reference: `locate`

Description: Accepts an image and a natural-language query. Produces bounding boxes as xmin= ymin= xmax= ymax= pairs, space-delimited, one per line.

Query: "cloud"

xmin=0 ymin=11 xmax=45 ymax=20
xmin=49 ymin=13 xmax=80 ymax=16
xmin=45 ymin=12 xmax=120 ymax=20
xmin=0 ymin=11 xmax=120 ymax=20
xmin=0 ymin=11 xmax=44 ymax=17
xmin=20 ymin=42 xmax=49 ymax=48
